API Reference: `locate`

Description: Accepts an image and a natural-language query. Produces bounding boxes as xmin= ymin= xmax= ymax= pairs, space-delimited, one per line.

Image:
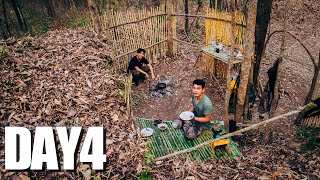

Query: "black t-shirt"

xmin=127 ymin=56 xmax=149 ymax=72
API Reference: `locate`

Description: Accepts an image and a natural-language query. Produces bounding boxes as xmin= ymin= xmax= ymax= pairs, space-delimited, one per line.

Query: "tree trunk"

xmin=252 ymin=0 xmax=273 ymax=102
xmin=184 ymin=0 xmax=189 ymax=32
xmin=235 ymin=0 xmax=258 ymax=123
xmin=10 ymin=0 xmax=27 ymax=31
xmin=296 ymin=52 xmax=320 ymax=124
xmin=209 ymin=0 xmax=213 ymax=8
xmin=88 ymin=0 xmax=101 ymax=33
xmin=264 ymin=0 xmax=288 ymax=143
xmin=144 ymin=0 xmax=149 ymax=9
xmin=1 ymin=0 xmax=11 ymax=36
xmin=45 ymin=0 xmax=58 ymax=25
xmin=224 ymin=0 xmax=236 ymax=129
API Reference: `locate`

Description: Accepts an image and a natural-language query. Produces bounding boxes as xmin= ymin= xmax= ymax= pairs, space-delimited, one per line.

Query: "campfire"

xmin=150 ymin=76 xmax=174 ymax=99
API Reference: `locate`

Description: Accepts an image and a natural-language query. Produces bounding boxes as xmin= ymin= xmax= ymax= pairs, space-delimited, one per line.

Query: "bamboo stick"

xmin=173 ymin=13 xmax=246 ymax=27
xmin=109 ymin=13 xmax=167 ymax=29
xmin=113 ymin=39 xmax=167 ymax=59
xmin=154 ymin=106 xmax=306 ymax=161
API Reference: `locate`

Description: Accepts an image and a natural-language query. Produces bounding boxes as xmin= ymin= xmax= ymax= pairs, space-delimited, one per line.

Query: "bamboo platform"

xmin=136 ymin=118 xmax=242 ymax=161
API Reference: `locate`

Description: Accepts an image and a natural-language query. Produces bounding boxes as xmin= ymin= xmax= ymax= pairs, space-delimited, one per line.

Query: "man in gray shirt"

xmin=183 ymin=79 xmax=213 ymax=139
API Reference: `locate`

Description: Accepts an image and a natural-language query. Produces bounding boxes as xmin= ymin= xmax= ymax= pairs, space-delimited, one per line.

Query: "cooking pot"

xmin=156 ymin=83 xmax=167 ymax=90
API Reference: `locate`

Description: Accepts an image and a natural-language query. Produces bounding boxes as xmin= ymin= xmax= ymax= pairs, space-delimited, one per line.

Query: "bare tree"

xmin=10 ymin=0 xmax=27 ymax=31
xmin=1 ymin=0 xmax=11 ymax=36
xmin=184 ymin=0 xmax=189 ymax=32
xmin=252 ymin=0 xmax=273 ymax=102
xmin=45 ymin=0 xmax=58 ymax=25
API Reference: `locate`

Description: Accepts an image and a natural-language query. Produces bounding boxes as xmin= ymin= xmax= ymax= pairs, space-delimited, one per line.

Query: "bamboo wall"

xmin=101 ymin=6 xmax=168 ymax=72
xmin=303 ymin=72 xmax=320 ymax=127
xmin=205 ymin=8 xmax=246 ymax=48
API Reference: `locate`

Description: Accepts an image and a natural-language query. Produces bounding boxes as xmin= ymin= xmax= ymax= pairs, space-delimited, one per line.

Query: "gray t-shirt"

xmin=191 ymin=95 xmax=213 ymax=117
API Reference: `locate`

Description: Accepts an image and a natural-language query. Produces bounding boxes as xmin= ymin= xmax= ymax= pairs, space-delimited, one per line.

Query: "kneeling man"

xmin=183 ymin=79 xmax=213 ymax=139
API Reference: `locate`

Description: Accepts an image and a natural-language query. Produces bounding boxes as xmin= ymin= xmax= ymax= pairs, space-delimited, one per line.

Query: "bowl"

xmin=157 ymin=123 xmax=168 ymax=131
xmin=140 ymin=128 xmax=154 ymax=137
xmin=179 ymin=111 xmax=195 ymax=121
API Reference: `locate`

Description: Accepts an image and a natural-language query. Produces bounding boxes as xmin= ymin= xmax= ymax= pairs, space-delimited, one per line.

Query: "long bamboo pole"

xmin=172 ymin=37 xmax=202 ymax=47
xmin=109 ymin=13 xmax=167 ymax=29
xmin=113 ymin=39 xmax=167 ymax=59
xmin=172 ymin=13 xmax=246 ymax=27
xmin=154 ymin=105 xmax=306 ymax=161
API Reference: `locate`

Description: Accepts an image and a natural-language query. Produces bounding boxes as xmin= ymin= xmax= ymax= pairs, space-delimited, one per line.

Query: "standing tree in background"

xmin=1 ymin=0 xmax=11 ymax=36
xmin=252 ymin=0 xmax=273 ymax=101
xmin=10 ymin=0 xmax=27 ymax=31
xmin=45 ymin=0 xmax=58 ymax=25
xmin=184 ymin=0 xmax=189 ymax=32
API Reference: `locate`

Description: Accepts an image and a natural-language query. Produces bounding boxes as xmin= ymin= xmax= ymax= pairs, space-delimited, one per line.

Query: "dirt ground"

xmin=132 ymin=0 xmax=320 ymax=179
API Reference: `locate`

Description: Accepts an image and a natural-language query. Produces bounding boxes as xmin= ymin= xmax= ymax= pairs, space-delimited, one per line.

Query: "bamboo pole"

xmin=172 ymin=37 xmax=202 ymax=47
xmin=113 ymin=39 xmax=167 ymax=59
xmin=172 ymin=13 xmax=246 ymax=27
xmin=166 ymin=0 xmax=173 ymax=57
xmin=109 ymin=13 xmax=167 ymax=29
xmin=154 ymin=105 xmax=306 ymax=161
xmin=223 ymin=0 xmax=236 ymax=129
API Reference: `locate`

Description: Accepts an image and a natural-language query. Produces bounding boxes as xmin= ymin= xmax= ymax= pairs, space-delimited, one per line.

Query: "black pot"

xmin=156 ymin=83 xmax=166 ymax=90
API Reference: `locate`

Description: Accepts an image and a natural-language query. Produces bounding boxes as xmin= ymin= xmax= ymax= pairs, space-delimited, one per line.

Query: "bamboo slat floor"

xmin=136 ymin=118 xmax=243 ymax=161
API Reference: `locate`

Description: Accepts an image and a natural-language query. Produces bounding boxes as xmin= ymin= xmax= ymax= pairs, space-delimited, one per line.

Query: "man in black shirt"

xmin=127 ymin=48 xmax=155 ymax=85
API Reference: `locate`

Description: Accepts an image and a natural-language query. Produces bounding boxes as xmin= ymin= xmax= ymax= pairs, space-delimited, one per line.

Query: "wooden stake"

xmin=166 ymin=0 xmax=173 ymax=57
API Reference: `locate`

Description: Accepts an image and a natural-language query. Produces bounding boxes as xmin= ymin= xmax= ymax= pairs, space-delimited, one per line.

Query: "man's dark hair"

xmin=193 ymin=79 xmax=206 ymax=88
xmin=137 ymin=48 xmax=146 ymax=54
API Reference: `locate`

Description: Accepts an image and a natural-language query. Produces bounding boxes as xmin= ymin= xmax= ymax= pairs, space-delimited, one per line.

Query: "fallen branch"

xmin=263 ymin=30 xmax=316 ymax=68
xmin=154 ymin=106 xmax=306 ymax=161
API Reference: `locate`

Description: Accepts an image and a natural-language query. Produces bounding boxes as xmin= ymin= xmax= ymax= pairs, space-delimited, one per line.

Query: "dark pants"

xmin=131 ymin=66 xmax=150 ymax=85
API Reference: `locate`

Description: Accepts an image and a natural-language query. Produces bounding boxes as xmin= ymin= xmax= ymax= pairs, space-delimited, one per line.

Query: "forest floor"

xmin=0 ymin=0 xmax=319 ymax=179
xmin=133 ymin=0 xmax=320 ymax=179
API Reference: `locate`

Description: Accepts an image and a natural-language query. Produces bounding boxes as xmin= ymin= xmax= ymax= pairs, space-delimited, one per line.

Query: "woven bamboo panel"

xmin=205 ymin=8 xmax=246 ymax=48
xmin=303 ymin=72 xmax=320 ymax=127
xmin=100 ymin=6 xmax=167 ymax=72
xmin=136 ymin=118 xmax=243 ymax=161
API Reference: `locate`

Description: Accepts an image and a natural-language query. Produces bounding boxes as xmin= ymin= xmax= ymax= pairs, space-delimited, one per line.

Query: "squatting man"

xmin=127 ymin=48 xmax=155 ymax=85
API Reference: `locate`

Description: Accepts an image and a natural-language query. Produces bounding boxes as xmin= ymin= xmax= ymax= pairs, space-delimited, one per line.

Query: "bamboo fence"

xmin=201 ymin=8 xmax=246 ymax=78
xmin=90 ymin=5 xmax=178 ymax=116
xmin=303 ymin=72 xmax=320 ymax=127
xmin=99 ymin=5 xmax=171 ymax=72
xmin=205 ymin=8 xmax=246 ymax=47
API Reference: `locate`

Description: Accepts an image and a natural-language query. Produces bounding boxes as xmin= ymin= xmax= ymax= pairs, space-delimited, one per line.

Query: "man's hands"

xmin=145 ymin=73 xmax=155 ymax=80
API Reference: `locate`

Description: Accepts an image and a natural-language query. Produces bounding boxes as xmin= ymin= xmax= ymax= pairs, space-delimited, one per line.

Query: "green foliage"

xmin=132 ymin=94 xmax=143 ymax=106
xmin=299 ymin=128 xmax=319 ymax=150
xmin=66 ymin=15 xmax=91 ymax=29
xmin=139 ymin=172 xmax=152 ymax=180
xmin=299 ymin=128 xmax=310 ymax=138
xmin=307 ymin=136 xmax=318 ymax=149
xmin=144 ymin=153 xmax=154 ymax=165
xmin=0 ymin=47 xmax=9 ymax=61
xmin=138 ymin=152 xmax=154 ymax=179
